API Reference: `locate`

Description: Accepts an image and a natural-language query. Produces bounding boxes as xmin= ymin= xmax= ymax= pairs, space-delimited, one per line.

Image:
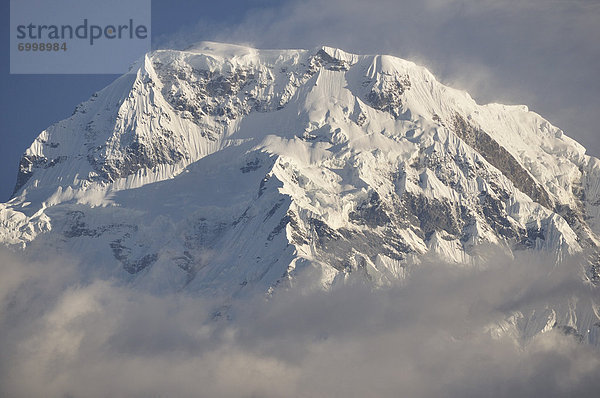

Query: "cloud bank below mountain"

xmin=1 ymin=247 xmax=598 ymax=398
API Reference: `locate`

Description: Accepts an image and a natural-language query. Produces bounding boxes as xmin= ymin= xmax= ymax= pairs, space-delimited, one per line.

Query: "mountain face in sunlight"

xmin=1 ymin=43 xmax=599 ymax=341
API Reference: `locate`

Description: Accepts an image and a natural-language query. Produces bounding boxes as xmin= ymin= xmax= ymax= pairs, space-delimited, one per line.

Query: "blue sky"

xmin=1 ymin=0 xmax=599 ymax=201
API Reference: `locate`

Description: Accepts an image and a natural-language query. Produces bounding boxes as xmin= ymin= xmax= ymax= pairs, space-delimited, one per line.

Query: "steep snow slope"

xmin=1 ymin=42 xmax=599 ymax=341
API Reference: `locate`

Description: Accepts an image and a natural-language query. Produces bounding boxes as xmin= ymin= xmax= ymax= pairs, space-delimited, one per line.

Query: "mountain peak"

xmin=2 ymin=43 xmax=600 ymax=289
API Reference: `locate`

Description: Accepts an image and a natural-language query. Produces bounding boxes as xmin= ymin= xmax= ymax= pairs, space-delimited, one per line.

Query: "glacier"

xmin=1 ymin=42 xmax=599 ymax=345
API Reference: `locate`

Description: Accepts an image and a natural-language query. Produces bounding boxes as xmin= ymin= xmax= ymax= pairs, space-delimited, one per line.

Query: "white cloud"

xmin=1 ymin=246 xmax=599 ymax=397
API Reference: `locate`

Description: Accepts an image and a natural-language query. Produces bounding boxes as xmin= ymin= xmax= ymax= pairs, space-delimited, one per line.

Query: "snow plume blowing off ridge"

xmin=1 ymin=247 xmax=599 ymax=398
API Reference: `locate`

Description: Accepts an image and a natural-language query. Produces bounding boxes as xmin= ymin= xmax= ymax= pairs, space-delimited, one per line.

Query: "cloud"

xmin=1 ymin=245 xmax=599 ymax=398
xmin=156 ymin=0 xmax=600 ymax=157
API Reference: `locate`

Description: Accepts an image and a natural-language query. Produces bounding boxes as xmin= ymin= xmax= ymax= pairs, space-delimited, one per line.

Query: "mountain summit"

xmin=2 ymin=42 xmax=600 ymax=300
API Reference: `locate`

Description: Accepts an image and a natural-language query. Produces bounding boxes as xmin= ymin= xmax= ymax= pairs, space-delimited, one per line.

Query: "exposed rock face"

xmin=452 ymin=114 xmax=553 ymax=209
xmin=312 ymin=48 xmax=352 ymax=71
xmin=13 ymin=155 xmax=45 ymax=195
xmin=366 ymin=74 xmax=411 ymax=119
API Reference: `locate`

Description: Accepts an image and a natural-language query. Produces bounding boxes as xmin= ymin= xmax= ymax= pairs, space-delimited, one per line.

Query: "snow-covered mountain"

xmin=1 ymin=42 xmax=599 ymax=342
